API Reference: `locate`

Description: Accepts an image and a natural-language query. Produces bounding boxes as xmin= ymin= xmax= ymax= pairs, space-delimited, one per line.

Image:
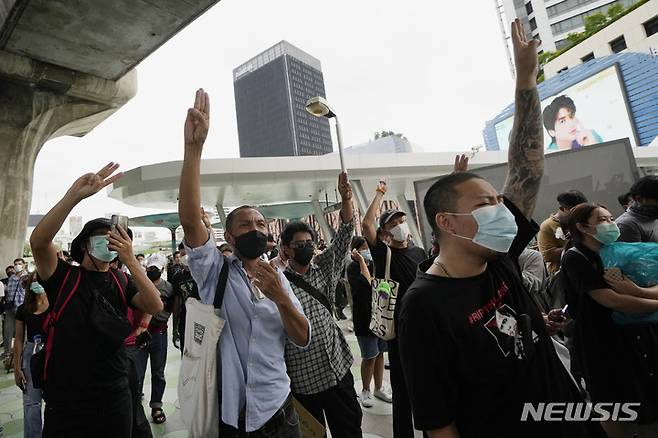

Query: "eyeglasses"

xmin=290 ymin=240 xmax=315 ymax=250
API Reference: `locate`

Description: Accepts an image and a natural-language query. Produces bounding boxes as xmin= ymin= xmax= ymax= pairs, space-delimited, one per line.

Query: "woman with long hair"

xmin=14 ymin=271 xmax=50 ymax=438
xmin=562 ymin=203 xmax=658 ymax=437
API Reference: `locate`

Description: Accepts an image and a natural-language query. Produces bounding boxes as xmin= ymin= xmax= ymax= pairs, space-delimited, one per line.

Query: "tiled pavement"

xmin=0 ymin=319 xmax=423 ymax=438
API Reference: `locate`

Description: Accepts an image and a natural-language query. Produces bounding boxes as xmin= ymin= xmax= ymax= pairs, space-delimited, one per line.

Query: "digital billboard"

xmin=494 ymin=64 xmax=637 ymax=152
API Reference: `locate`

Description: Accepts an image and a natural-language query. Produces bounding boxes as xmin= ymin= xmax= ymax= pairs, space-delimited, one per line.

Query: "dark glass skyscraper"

xmin=233 ymin=41 xmax=333 ymax=157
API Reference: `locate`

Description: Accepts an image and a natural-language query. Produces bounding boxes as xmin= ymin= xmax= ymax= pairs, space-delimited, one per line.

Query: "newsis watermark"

xmin=521 ymin=402 xmax=641 ymax=422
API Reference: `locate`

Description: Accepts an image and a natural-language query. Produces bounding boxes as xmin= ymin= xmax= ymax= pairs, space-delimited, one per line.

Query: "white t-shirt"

xmin=0 ymin=281 xmax=4 ymax=298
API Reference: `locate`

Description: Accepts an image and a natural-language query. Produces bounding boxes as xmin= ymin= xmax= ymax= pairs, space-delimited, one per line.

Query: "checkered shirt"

xmin=6 ymin=273 xmax=27 ymax=309
xmin=284 ymin=218 xmax=355 ymax=395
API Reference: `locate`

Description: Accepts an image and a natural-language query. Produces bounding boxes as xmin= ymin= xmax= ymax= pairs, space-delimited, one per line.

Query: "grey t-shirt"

xmin=150 ymin=279 xmax=174 ymax=326
xmin=616 ymin=209 xmax=658 ymax=243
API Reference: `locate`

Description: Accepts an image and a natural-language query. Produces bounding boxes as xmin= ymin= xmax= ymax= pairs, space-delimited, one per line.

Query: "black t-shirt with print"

xmin=370 ymin=237 xmax=426 ymax=323
xmin=15 ymin=304 xmax=49 ymax=343
xmin=398 ymin=199 xmax=605 ymax=437
xmin=39 ymin=259 xmax=138 ymax=404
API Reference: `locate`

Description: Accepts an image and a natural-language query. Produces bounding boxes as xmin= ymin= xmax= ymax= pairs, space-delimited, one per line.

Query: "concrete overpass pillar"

xmin=215 ymin=202 xmax=228 ymax=229
xmin=351 ymin=180 xmax=369 ymax=216
xmin=0 ymin=50 xmax=136 ymax=271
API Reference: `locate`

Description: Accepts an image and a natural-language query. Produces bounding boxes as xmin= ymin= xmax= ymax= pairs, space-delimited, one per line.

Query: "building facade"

xmin=496 ymin=0 xmax=642 ymax=74
xmin=233 ymin=41 xmax=333 ymax=157
xmin=543 ymin=0 xmax=658 ymax=77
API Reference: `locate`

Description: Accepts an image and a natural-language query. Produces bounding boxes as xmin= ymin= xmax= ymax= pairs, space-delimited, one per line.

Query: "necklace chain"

xmin=433 ymin=260 xmax=453 ymax=278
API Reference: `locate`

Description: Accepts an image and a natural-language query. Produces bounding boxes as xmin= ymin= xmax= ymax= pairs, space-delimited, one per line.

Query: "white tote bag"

xmin=369 ymin=246 xmax=399 ymax=341
xmin=178 ymin=297 xmax=226 ymax=438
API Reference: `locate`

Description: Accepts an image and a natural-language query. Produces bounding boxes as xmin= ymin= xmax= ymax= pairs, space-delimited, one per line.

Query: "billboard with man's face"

xmin=494 ymin=64 xmax=637 ymax=151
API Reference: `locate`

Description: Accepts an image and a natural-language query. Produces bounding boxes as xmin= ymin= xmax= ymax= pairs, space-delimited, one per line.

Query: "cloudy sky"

xmin=31 ymin=0 xmax=516 ymax=235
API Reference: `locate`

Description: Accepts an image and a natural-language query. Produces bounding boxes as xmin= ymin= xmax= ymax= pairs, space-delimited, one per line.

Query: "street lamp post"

xmin=305 ymin=96 xmax=346 ymax=173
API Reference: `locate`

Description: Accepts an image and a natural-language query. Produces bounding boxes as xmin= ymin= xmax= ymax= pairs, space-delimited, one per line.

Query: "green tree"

xmin=566 ymin=32 xmax=582 ymax=45
xmin=584 ymin=12 xmax=608 ymax=34
xmin=538 ymin=51 xmax=554 ymax=67
xmin=607 ymin=4 xmax=624 ymax=19
xmin=374 ymin=131 xmax=407 ymax=141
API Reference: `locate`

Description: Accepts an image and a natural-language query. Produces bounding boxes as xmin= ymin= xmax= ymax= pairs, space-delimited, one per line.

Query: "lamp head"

xmin=305 ymin=96 xmax=336 ymax=119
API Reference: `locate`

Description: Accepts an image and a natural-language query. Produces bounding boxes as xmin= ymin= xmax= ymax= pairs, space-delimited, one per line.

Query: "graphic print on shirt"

xmin=484 ymin=304 xmax=539 ymax=359
xmin=193 ymin=321 xmax=205 ymax=345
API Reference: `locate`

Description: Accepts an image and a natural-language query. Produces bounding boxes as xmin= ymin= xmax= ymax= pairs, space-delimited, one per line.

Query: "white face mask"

xmin=14 ymin=264 xmax=24 ymax=273
xmin=389 ymin=222 xmax=410 ymax=242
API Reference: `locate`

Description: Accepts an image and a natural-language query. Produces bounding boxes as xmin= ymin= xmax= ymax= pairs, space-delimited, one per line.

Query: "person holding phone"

xmin=14 ymin=272 xmax=49 ymax=438
xmin=562 ymin=203 xmax=658 ymax=437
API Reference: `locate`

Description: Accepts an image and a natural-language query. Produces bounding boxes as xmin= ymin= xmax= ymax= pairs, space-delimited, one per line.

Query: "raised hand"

xmin=252 ymin=261 xmax=289 ymax=305
xmin=453 ymin=154 xmax=469 ymax=173
xmin=184 ymin=88 xmax=210 ymax=151
xmin=375 ymin=180 xmax=387 ymax=195
xmin=66 ymin=162 xmax=122 ymax=202
xmin=351 ymin=248 xmax=364 ymax=263
xmin=338 ymin=171 xmax=352 ymax=201
xmin=511 ymin=18 xmax=540 ymax=86
xmin=107 ymin=225 xmax=135 ymax=264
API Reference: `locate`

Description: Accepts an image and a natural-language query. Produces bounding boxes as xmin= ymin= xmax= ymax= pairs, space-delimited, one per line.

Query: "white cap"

xmin=146 ymin=254 xmax=167 ymax=270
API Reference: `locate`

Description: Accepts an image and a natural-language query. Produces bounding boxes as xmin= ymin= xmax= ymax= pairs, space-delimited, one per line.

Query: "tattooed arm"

xmin=502 ymin=19 xmax=544 ymax=220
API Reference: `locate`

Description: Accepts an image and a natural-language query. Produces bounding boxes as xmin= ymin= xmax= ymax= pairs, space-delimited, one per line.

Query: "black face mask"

xmin=147 ymin=269 xmax=161 ymax=281
xmin=234 ymin=230 xmax=268 ymax=260
xmin=292 ymin=244 xmax=315 ymax=266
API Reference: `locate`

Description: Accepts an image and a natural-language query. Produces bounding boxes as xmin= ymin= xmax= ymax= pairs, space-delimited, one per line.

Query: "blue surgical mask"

xmin=592 ymin=222 xmax=620 ymax=245
xmin=444 ymin=203 xmax=518 ymax=253
xmin=359 ymin=250 xmax=373 ymax=262
xmin=89 ymin=235 xmax=118 ymax=262
xmin=30 ymin=282 xmax=46 ymax=295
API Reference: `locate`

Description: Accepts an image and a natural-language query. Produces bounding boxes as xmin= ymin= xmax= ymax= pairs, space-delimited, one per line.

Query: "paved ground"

xmin=0 ymin=318 xmax=421 ymax=437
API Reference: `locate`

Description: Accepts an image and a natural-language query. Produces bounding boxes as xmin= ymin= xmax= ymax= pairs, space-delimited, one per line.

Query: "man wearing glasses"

xmin=279 ymin=172 xmax=362 ymax=437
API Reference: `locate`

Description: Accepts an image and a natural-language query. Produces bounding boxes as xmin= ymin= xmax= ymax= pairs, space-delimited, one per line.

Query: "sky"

xmin=31 ymin=0 xmax=516 ymax=237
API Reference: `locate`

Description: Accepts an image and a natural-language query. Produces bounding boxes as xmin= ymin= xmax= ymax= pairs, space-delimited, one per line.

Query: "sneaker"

xmin=374 ymin=388 xmax=393 ymax=403
xmin=361 ymin=390 xmax=374 ymax=408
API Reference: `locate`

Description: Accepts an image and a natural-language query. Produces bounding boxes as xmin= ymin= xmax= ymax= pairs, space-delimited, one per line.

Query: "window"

xmin=555 ymin=39 xmax=570 ymax=50
xmin=609 ymin=35 xmax=627 ymax=53
xmin=529 ymin=18 xmax=537 ymax=31
xmin=525 ymin=1 xmax=533 ymax=15
xmin=644 ymin=15 xmax=658 ymax=37
xmin=549 ymin=0 xmax=636 ymax=35
xmin=581 ymin=52 xmax=595 ymax=62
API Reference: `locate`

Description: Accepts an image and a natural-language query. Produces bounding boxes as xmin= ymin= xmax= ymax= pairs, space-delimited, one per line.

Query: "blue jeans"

xmin=133 ymin=330 xmax=168 ymax=409
xmin=22 ymin=342 xmax=43 ymax=438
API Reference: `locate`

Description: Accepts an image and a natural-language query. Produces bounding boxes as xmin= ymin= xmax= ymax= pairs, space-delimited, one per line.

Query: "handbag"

xmin=88 ymin=269 xmax=132 ymax=350
xmin=369 ymin=246 xmax=399 ymax=341
xmin=178 ymin=260 xmax=229 ymax=438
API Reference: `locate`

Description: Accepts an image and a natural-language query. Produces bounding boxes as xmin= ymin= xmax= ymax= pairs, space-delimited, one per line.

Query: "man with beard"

xmin=616 ymin=175 xmax=658 ymax=243
xmin=178 ymin=89 xmax=310 ymax=436
xmin=398 ymin=20 xmax=606 ymax=438
xmin=279 ymin=172 xmax=361 ymax=437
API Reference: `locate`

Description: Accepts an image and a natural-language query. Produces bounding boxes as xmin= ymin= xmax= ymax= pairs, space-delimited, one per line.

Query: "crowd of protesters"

xmin=1 ymin=18 xmax=657 ymax=438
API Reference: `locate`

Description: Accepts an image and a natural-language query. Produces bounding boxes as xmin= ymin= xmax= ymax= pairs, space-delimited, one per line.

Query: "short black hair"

xmin=136 ymin=254 xmax=145 ymax=259
xmin=225 ymin=205 xmax=261 ymax=233
xmin=423 ymin=172 xmax=485 ymax=234
xmin=351 ymin=236 xmax=367 ymax=251
xmin=280 ymin=221 xmax=317 ymax=246
xmin=13 ymin=258 xmax=25 ymax=264
xmin=557 ymin=190 xmax=588 ymax=209
xmin=543 ymin=95 xmax=576 ymax=138
xmin=173 ymin=251 xmax=180 ymax=257
xmin=178 ymin=242 xmax=184 ymax=251
xmin=630 ymin=175 xmax=658 ymax=201
xmin=617 ymin=192 xmax=632 ymax=207
xmin=5 ymin=265 xmax=13 ymax=273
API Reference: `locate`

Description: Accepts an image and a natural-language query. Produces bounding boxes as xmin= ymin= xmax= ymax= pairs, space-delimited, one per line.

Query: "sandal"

xmin=152 ymin=408 xmax=166 ymax=424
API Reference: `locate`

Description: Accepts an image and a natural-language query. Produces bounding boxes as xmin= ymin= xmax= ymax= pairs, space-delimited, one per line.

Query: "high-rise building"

xmin=233 ymin=41 xmax=333 ymax=157
xmin=495 ymin=0 xmax=641 ymax=74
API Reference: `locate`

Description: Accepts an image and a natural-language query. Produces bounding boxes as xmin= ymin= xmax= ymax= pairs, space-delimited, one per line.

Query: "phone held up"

xmin=111 ymin=215 xmax=129 ymax=234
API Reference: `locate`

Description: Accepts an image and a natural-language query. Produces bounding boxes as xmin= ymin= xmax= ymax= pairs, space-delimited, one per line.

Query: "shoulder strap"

xmin=283 ymin=271 xmax=332 ymax=314
xmin=385 ymin=246 xmax=392 ymax=280
xmin=212 ymin=260 xmax=230 ymax=309
xmin=108 ymin=269 xmax=127 ymax=307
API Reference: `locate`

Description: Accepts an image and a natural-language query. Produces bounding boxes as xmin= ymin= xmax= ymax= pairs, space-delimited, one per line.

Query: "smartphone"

xmin=111 ymin=215 xmax=129 ymax=233
xmin=604 ymin=267 xmax=624 ymax=282
xmin=561 ymin=304 xmax=569 ymax=316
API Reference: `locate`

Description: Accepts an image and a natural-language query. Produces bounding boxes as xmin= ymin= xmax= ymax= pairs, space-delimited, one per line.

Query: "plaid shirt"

xmin=285 ymin=218 xmax=355 ymax=394
xmin=6 ymin=273 xmax=27 ymax=309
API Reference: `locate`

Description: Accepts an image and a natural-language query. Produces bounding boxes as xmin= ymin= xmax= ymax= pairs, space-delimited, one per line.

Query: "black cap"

xmin=379 ymin=209 xmax=406 ymax=229
xmin=70 ymin=218 xmax=133 ymax=264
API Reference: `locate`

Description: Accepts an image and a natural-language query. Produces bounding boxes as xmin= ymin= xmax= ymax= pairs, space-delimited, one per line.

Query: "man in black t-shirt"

xmin=30 ymin=164 xmax=164 ymax=438
xmin=398 ymin=20 xmax=604 ymax=438
xmin=361 ymin=183 xmax=426 ymax=438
